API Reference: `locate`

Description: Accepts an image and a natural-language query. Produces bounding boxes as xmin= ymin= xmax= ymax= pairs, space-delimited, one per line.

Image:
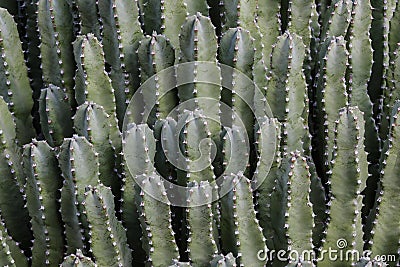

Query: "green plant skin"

xmin=37 ymin=0 xmax=76 ymax=108
xmin=84 ymin=184 xmax=132 ymax=266
xmin=59 ymin=136 xmax=100 ymax=254
xmin=319 ymin=107 xmax=368 ymax=267
xmin=0 ymin=7 xmax=35 ymax=144
xmin=0 ymin=212 xmax=28 ymax=267
xmin=61 ymin=249 xmax=96 ymax=267
xmin=369 ymin=101 xmax=400 ymax=266
xmin=136 ymin=174 xmax=179 ymax=267
xmin=23 ymin=140 xmax=64 ymax=266
xmin=39 ymin=85 xmax=73 ymax=147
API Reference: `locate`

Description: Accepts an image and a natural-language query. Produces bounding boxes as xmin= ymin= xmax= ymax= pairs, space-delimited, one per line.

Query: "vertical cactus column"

xmin=177 ymin=110 xmax=216 ymax=184
xmin=59 ymin=136 xmax=100 ymax=254
xmin=39 ymin=85 xmax=73 ymax=147
xmin=253 ymin=118 xmax=281 ymax=250
xmin=178 ymin=13 xmax=221 ymax=143
xmin=162 ymin=0 xmax=187 ymax=61
xmin=75 ymin=0 xmax=101 ymax=37
xmin=219 ymin=27 xmax=255 ymax=140
xmin=113 ymin=0 xmax=143 ymax=100
xmin=74 ymin=102 xmax=121 ymax=202
xmin=320 ymin=0 xmax=353 ymax=40
xmin=84 ymin=184 xmax=132 ymax=266
xmin=0 ymin=7 xmax=35 ymax=144
xmin=73 ymin=34 xmax=118 ymax=126
xmin=97 ymin=0 xmax=127 ymax=124
xmin=185 ymin=181 xmax=218 ymax=267
xmin=122 ymin=123 xmax=156 ymax=264
xmin=0 ymin=97 xmax=33 ymax=254
xmin=285 ymin=153 xmax=314 ymax=265
xmin=37 ymin=0 xmax=76 ymax=107
xmin=220 ymin=0 xmax=261 ymax=60
xmin=23 ymin=140 xmax=64 ymax=266
xmin=0 ymin=212 xmax=28 ymax=267
xmin=369 ymin=102 xmax=400 ymax=265
xmin=138 ymin=34 xmax=177 ymax=126
xmin=266 ymin=32 xmax=309 ymax=154
xmin=319 ymin=107 xmax=368 ymax=267
xmin=255 ymin=0 xmax=281 ymax=65
xmin=380 ymin=0 xmax=400 ymax=139
xmin=135 ymin=174 xmax=179 ymax=266
xmin=314 ymin=36 xmax=348 ymax=176
xmin=220 ymin=174 xmax=266 ymax=266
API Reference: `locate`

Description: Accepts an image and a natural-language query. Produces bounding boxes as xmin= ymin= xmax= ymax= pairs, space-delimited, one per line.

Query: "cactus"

xmin=319 ymin=106 xmax=368 ymax=266
xmin=73 ymin=34 xmax=118 ymax=125
xmin=23 ymin=140 xmax=64 ymax=266
xmin=219 ymin=27 xmax=255 ymax=139
xmin=138 ymin=33 xmax=177 ymax=126
xmin=210 ymin=253 xmax=236 ymax=267
xmin=178 ymin=13 xmax=221 ymax=142
xmin=314 ymin=36 xmax=348 ymax=175
xmin=285 ymin=153 xmax=314 ymax=264
xmin=135 ymin=173 xmax=179 ymax=266
xmin=0 ymin=97 xmax=33 ymax=254
xmin=37 ymin=0 xmax=76 ymax=107
xmin=61 ymin=250 xmax=96 ymax=267
xmin=369 ymin=102 xmax=400 ymax=265
xmin=0 ymin=212 xmax=28 ymax=267
xmin=0 ymin=7 xmax=35 ymax=144
xmin=121 ymin=123 xmax=156 ymax=264
xmin=0 ymin=2 xmax=400 ymax=267
xmin=59 ymin=136 xmax=100 ymax=254
xmin=185 ymin=181 xmax=218 ymax=267
xmin=74 ymin=102 xmax=121 ymax=200
xmin=39 ymin=85 xmax=73 ymax=146
xmin=84 ymin=184 xmax=132 ymax=266
xmin=220 ymin=174 xmax=266 ymax=266
xmin=266 ymin=32 xmax=309 ymax=154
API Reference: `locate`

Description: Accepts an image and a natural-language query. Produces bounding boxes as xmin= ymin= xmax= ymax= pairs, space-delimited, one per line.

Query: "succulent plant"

xmin=0 ymin=1 xmax=399 ymax=266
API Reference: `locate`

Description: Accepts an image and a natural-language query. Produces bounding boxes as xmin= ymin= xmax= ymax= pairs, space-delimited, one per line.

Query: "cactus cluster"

xmin=0 ymin=0 xmax=399 ymax=266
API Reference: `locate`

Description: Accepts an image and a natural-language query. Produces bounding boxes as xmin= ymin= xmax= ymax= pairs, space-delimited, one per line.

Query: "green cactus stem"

xmin=73 ymin=34 xmax=119 ymax=127
xmin=37 ymin=0 xmax=76 ymax=107
xmin=84 ymin=184 xmax=132 ymax=266
xmin=0 ymin=97 xmax=33 ymax=254
xmin=138 ymin=33 xmax=177 ymax=126
xmin=319 ymin=106 xmax=368 ymax=267
xmin=186 ymin=181 xmax=218 ymax=267
xmin=220 ymin=173 xmax=266 ymax=266
xmin=266 ymin=32 xmax=309 ymax=154
xmin=113 ymin=0 xmax=143 ymax=101
xmin=219 ymin=27 xmax=255 ymax=140
xmin=285 ymin=153 xmax=314 ymax=265
xmin=0 ymin=7 xmax=35 ymax=144
xmin=23 ymin=140 xmax=64 ymax=266
xmin=210 ymin=253 xmax=236 ymax=267
xmin=314 ymin=36 xmax=348 ymax=175
xmin=61 ymin=250 xmax=96 ymax=267
xmin=0 ymin=212 xmax=28 ymax=267
xmin=369 ymin=101 xmax=400 ymax=265
xmin=135 ymin=174 xmax=179 ymax=266
xmin=178 ymin=13 xmax=221 ymax=142
xmin=39 ymin=85 xmax=73 ymax=147
xmin=74 ymin=102 xmax=121 ymax=201
xmin=59 ymin=136 xmax=100 ymax=254
xmin=121 ymin=123 xmax=156 ymax=264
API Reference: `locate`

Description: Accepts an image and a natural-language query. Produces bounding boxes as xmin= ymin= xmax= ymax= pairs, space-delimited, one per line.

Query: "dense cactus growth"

xmin=0 ymin=1 xmax=399 ymax=266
